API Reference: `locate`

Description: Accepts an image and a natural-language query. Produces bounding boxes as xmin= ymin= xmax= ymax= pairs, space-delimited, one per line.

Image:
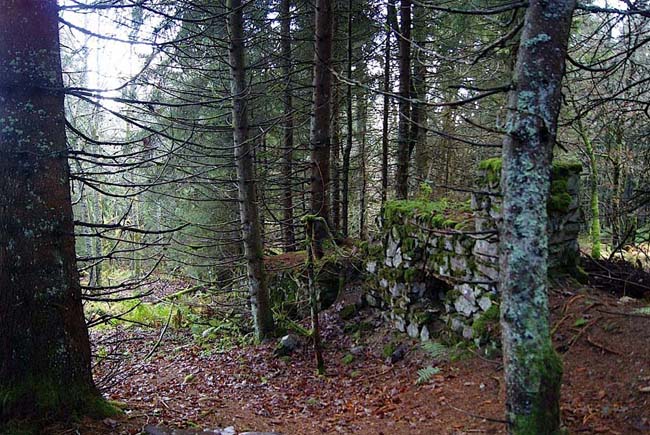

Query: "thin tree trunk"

xmin=381 ymin=0 xmax=396 ymax=208
xmin=0 ymin=0 xmax=104 ymax=422
xmin=280 ymin=0 xmax=296 ymax=252
xmin=576 ymin=117 xmax=601 ymax=259
xmin=309 ymin=0 xmax=334 ymax=257
xmin=306 ymin=220 xmax=325 ymax=375
xmin=227 ymin=0 xmax=274 ymax=340
xmin=394 ymin=0 xmax=412 ymax=200
xmin=358 ymin=94 xmax=368 ymax=239
xmin=499 ymin=1 xmax=575 ymax=433
xmin=330 ymin=79 xmax=341 ymax=233
xmin=341 ymin=0 xmax=353 ymax=237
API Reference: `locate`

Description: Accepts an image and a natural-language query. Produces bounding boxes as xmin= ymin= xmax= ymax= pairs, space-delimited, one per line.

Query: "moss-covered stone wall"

xmin=368 ymin=159 xmax=582 ymax=343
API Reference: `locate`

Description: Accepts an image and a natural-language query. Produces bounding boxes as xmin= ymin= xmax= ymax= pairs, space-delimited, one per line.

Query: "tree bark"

xmin=410 ymin=1 xmax=428 ymax=183
xmin=499 ymin=1 xmax=576 ymax=433
xmin=341 ymin=0 xmax=353 ymax=237
xmin=330 ymin=77 xmax=341 ymax=233
xmin=280 ymin=0 xmax=296 ymax=252
xmin=394 ymin=0 xmax=412 ymax=200
xmin=0 ymin=0 xmax=105 ymax=423
xmin=575 ymin=117 xmax=601 ymax=259
xmin=381 ymin=0 xmax=396 ymax=208
xmin=227 ymin=0 xmax=274 ymax=340
xmin=309 ymin=0 xmax=333 ymax=257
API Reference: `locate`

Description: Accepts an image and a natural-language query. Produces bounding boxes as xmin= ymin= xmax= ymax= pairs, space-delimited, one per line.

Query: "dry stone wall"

xmin=367 ymin=159 xmax=582 ymax=343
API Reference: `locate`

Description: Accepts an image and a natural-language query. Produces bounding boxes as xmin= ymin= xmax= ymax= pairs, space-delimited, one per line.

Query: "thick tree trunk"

xmin=0 ymin=0 xmax=106 ymax=423
xmin=227 ymin=0 xmax=274 ymax=340
xmin=394 ymin=0 xmax=412 ymax=200
xmin=280 ymin=0 xmax=296 ymax=252
xmin=499 ymin=1 xmax=576 ymax=434
xmin=340 ymin=0 xmax=353 ymax=237
xmin=309 ymin=0 xmax=333 ymax=257
xmin=410 ymin=1 xmax=428 ymax=183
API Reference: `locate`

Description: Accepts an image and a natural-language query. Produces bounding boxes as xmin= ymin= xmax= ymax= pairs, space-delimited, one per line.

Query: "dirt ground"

xmin=44 ymin=277 xmax=650 ymax=435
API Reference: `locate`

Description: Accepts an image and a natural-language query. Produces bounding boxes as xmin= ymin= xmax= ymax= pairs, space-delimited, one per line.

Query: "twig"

xmin=597 ymin=308 xmax=650 ymax=319
xmin=586 ymin=335 xmax=622 ymax=355
xmin=445 ymin=402 xmax=509 ymax=424
xmin=144 ymin=303 xmax=174 ymax=360
xmin=566 ymin=316 xmax=600 ymax=351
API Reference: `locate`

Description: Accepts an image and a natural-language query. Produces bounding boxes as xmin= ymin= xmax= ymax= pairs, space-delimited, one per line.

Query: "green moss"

xmin=551 ymin=160 xmax=583 ymax=178
xmin=472 ymin=303 xmax=500 ymax=343
xmin=478 ymin=158 xmax=581 ymax=186
xmin=478 ymin=158 xmax=581 ymax=214
xmin=478 ymin=157 xmax=503 ymax=185
xmin=403 ymin=268 xmax=424 ymax=283
xmin=384 ymin=199 xmax=463 ymax=230
xmin=510 ymin=343 xmax=563 ymax=434
xmin=0 ymin=377 xmax=120 ymax=432
xmin=382 ymin=341 xmax=397 ymax=359
xmin=341 ymin=353 xmax=355 ymax=365
xmin=339 ymin=304 xmax=357 ymax=320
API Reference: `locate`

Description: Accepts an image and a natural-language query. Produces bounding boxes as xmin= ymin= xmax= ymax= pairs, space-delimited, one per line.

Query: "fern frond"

xmin=416 ymin=366 xmax=440 ymax=385
xmin=421 ymin=341 xmax=449 ymax=360
xmin=634 ymin=306 xmax=650 ymax=315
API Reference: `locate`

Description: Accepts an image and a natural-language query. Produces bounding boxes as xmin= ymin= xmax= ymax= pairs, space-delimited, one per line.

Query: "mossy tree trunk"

xmin=499 ymin=1 xmax=576 ymax=434
xmin=227 ymin=0 xmax=275 ymax=340
xmin=0 ymin=0 xmax=106 ymax=424
xmin=575 ymin=117 xmax=601 ymax=259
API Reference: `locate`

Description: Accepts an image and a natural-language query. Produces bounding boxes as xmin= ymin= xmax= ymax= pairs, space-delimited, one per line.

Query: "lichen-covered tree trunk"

xmin=575 ymin=117 xmax=601 ymax=259
xmin=0 ymin=0 xmax=106 ymax=424
xmin=280 ymin=0 xmax=296 ymax=252
xmin=227 ymin=0 xmax=274 ymax=339
xmin=499 ymin=1 xmax=576 ymax=433
xmin=309 ymin=0 xmax=333 ymax=257
xmin=394 ymin=0 xmax=412 ymax=200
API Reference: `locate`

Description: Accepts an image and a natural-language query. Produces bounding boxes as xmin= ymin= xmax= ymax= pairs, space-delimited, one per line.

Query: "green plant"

xmin=416 ymin=366 xmax=441 ymax=385
xmin=633 ymin=306 xmax=650 ymax=315
xmin=421 ymin=341 xmax=450 ymax=360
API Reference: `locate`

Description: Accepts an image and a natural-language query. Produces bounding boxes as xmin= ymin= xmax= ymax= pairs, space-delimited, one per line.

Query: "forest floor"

xmin=45 ymin=266 xmax=650 ymax=435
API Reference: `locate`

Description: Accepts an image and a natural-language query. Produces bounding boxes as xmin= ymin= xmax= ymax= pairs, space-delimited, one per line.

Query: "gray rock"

xmin=407 ymin=322 xmax=419 ymax=338
xmin=412 ymin=282 xmax=426 ymax=297
xmin=478 ymin=296 xmax=493 ymax=311
xmin=393 ymin=316 xmax=406 ymax=332
xmin=420 ymin=325 xmax=430 ymax=342
xmin=274 ymin=334 xmax=299 ymax=356
xmin=145 ymin=426 xmax=220 ymax=435
xmin=462 ymin=325 xmax=474 ymax=340
xmin=393 ymin=248 xmax=403 ymax=268
xmin=389 ymin=282 xmax=404 ymax=298
xmin=366 ymin=261 xmax=377 ymax=273
xmin=450 ymin=317 xmax=464 ymax=333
